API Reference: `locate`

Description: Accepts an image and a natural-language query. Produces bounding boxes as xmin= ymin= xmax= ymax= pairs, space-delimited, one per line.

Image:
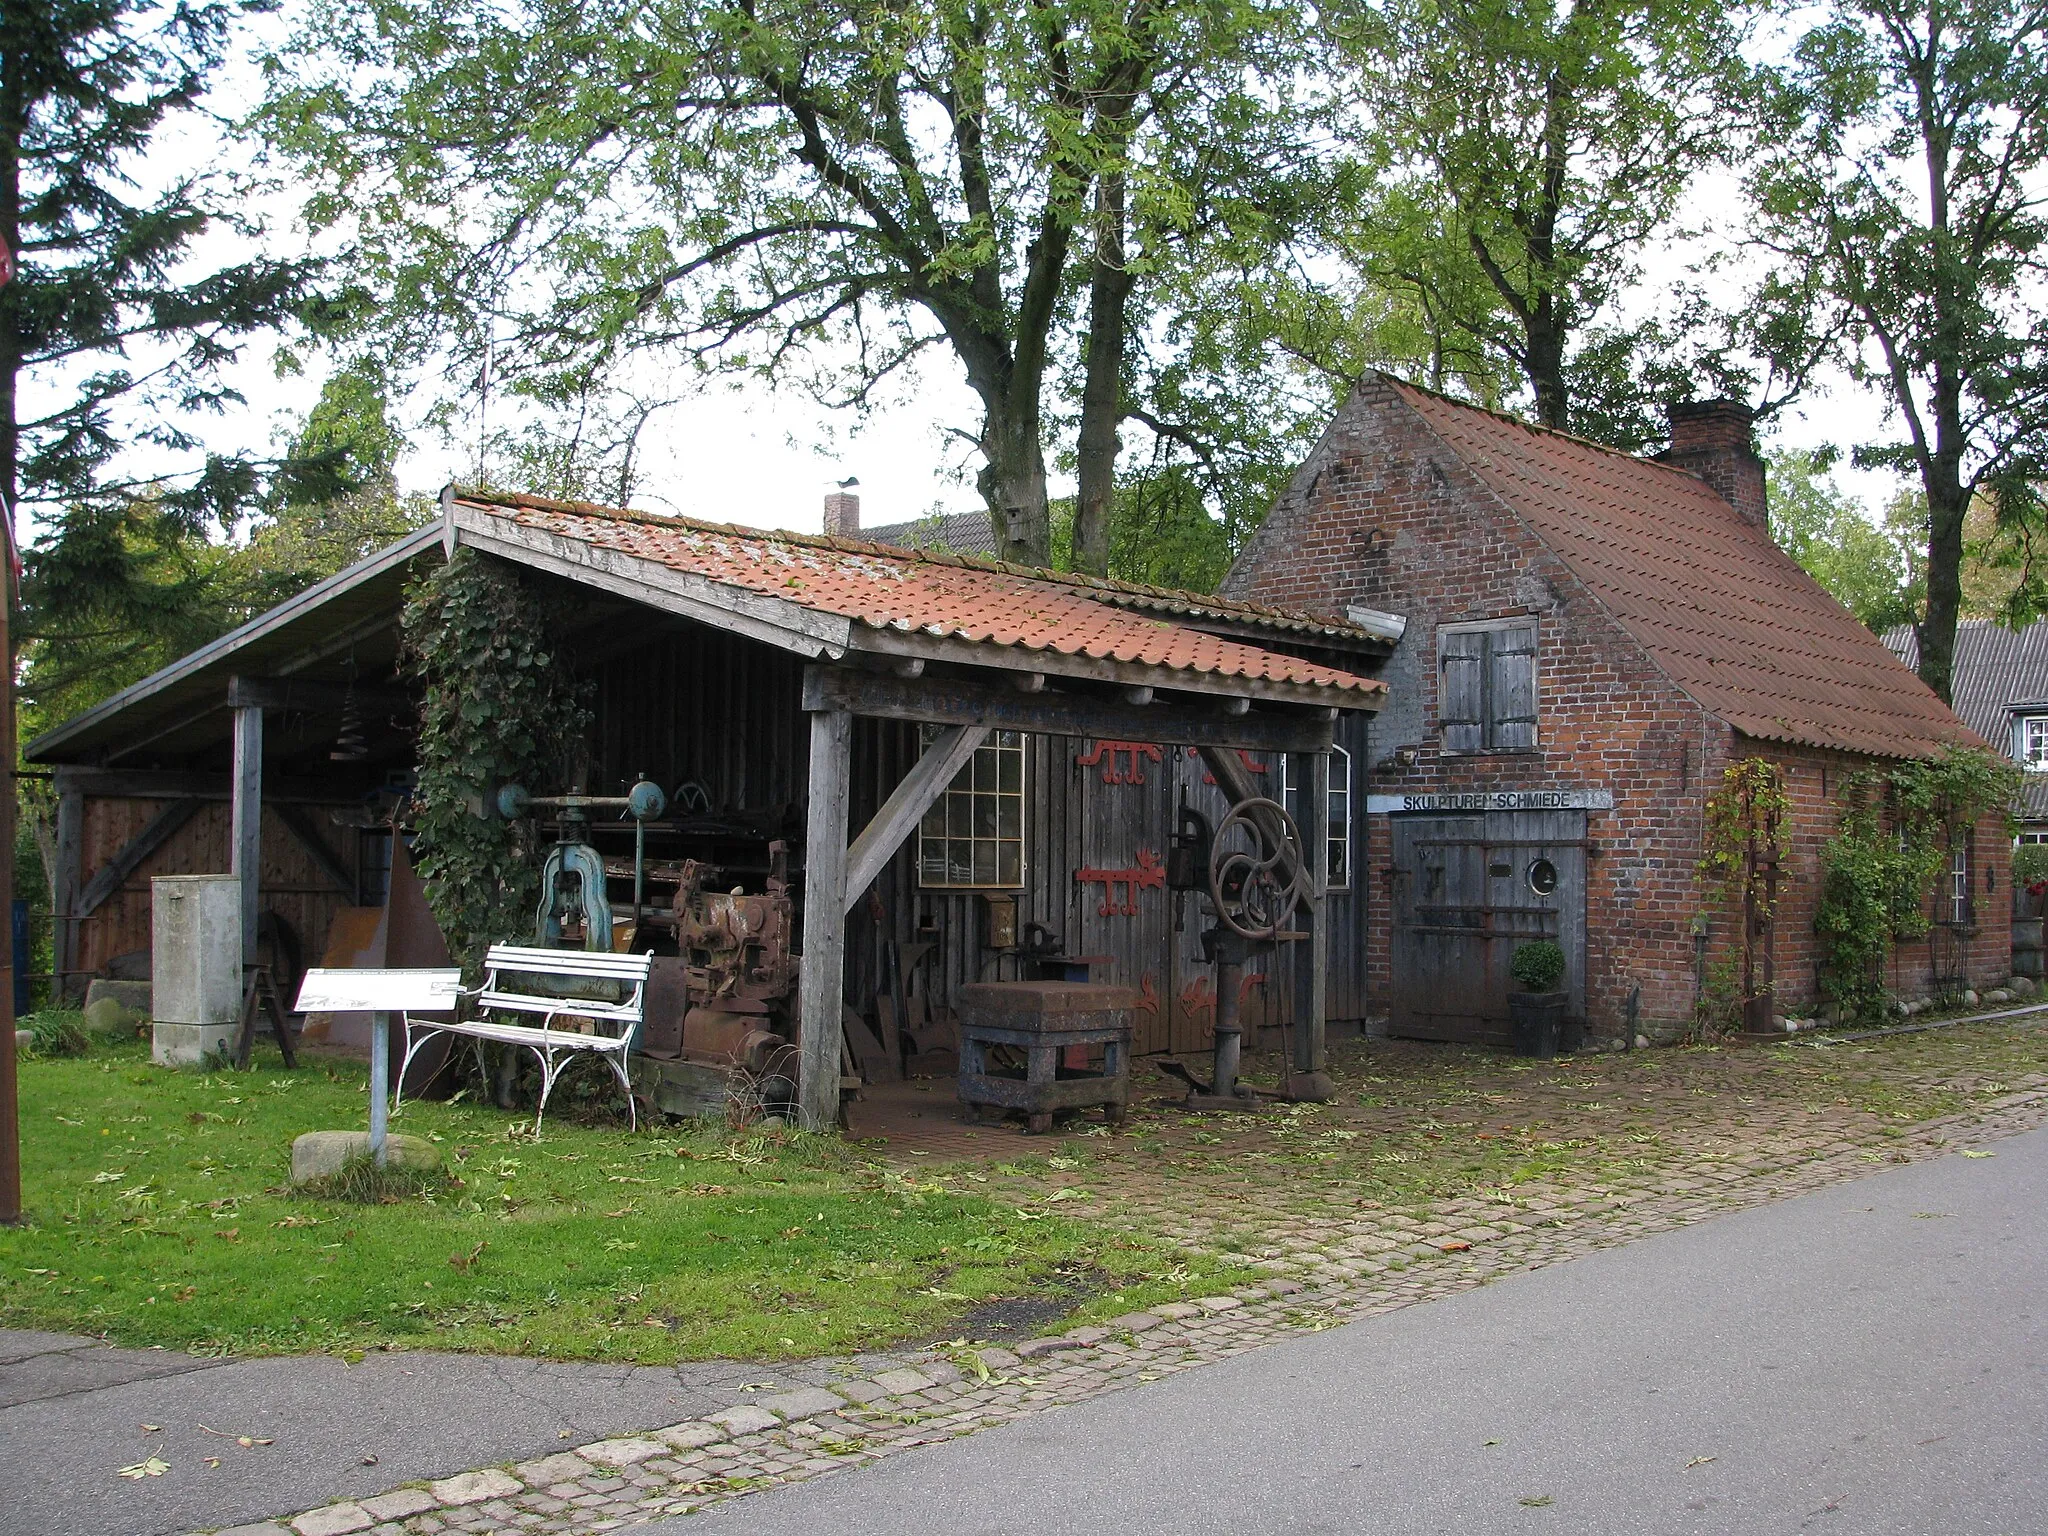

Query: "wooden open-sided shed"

xmin=25 ymin=491 xmax=1386 ymax=1126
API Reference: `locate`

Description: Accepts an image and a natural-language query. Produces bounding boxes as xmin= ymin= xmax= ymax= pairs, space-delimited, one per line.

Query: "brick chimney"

xmin=1661 ymin=400 xmax=1766 ymax=528
xmin=823 ymin=483 xmax=861 ymax=536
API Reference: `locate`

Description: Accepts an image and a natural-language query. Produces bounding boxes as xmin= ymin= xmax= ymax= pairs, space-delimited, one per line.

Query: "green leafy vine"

xmin=401 ymin=549 xmax=590 ymax=968
xmin=1815 ymin=744 xmax=2019 ymax=1021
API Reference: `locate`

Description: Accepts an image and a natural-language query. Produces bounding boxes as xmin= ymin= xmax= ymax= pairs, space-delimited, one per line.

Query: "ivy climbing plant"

xmin=1814 ymin=744 xmax=2019 ymax=1022
xmin=1698 ymin=757 xmax=1791 ymax=1028
xmin=401 ymin=550 xmax=591 ymax=968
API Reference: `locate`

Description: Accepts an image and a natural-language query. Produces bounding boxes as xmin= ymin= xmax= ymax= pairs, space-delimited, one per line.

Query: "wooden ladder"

xmin=234 ymin=965 xmax=298 ymax=1070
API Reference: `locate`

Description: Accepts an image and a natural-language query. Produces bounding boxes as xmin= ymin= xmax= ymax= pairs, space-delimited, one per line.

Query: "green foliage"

xmin=2013 ymin=842 xmax=2048 ymax=891
xmin=19 ymin=1009 xmax=88 ymax=1059
xmin=295 ymin=1152 xmax=453 ymax=1205
xmin=259 ymin=0 xmax=1333 ymax=567
xmin=1509 ymin=939 xmax=1566 ymax=992
xmin=401 ymin=551 xmax=591 ymax=966
xmin=1699 ymin=758 xmax=1791 ymax=924
xmin=1747 ymin=0 xmax=2048 ymax=702
xmin=1814 ymin=745 xmax=2021 ymax=1019
xmin=1331 ymin=0 xmax=1754 ymax=438
xmin=1049 ymin=467 xmax=1237 ymax=592
xmin=0 ymin=1044 xmax=1212 ymax=1361
xmin=1767 ymin=449 xmax=1920 ymax=633
xmin=2 ymin=0 xmax=322 ymax=530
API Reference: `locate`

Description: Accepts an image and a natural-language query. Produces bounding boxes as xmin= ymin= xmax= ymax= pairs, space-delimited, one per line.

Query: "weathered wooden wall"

xmin=72 ymin=797 xmax=364 ymax=978
xmin=579 ymin=621 xmax=1374 ymax=1055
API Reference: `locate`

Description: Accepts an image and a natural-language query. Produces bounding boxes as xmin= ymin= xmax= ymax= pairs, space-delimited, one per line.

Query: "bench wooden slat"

xmin=476 ymin=990 xmax=640 ymax=1021
xmin=484 ymin=946 xmax=653 ymax=979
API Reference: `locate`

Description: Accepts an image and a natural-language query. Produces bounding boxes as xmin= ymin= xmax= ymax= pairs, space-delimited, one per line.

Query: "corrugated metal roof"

xmin=455 ymin=491 xmax=1385 ymax=701
xmin=1393 ymin=382 xmax=1981 ymax=761
xmin=1884 ymin=618 xmax=2048 ymax=817
xmin=861 ymin=510 xmax=1000 ymax=559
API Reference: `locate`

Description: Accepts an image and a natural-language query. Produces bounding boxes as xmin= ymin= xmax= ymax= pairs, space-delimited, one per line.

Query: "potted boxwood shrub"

xmin=1508 ymin=940 xmax=1568 ymax=1058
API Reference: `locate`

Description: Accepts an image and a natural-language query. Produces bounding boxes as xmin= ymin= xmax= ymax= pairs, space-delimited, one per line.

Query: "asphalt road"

xmin=676 ymin=1128 xmax=2048 ymax=1536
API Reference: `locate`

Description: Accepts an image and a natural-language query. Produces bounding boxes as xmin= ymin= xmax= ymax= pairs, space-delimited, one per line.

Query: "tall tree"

xmin=1334 ymin=0 xmax=1749 ymax=441
xmin=2 ymin=0 xmax=318 ymax=536
xmin=260 ymin=0 xmax=1318 ymax=568
xmin=1766 ymin=447 xmax=1919 ymax=633
xmin=1749 ymin=0 xmax=2048 ymax=703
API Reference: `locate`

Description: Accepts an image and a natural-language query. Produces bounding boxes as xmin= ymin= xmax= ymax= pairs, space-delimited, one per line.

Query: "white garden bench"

xmin=394 ymin=944 xmax=654 ymax=1129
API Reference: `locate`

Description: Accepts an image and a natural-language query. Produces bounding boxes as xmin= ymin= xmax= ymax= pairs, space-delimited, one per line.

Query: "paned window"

xmin=2024 ymin=716 xmax=2048 ymax=770
xmin=1280 ymin=746 xmax=1352 ymax=890
xmin=918 ymin=729 xmax=1026 ymax=888
xmin=1948 ymin=834 xmax=1973 ymax=926
xmin=1439 ymin=621 xmax=1538 ymax=752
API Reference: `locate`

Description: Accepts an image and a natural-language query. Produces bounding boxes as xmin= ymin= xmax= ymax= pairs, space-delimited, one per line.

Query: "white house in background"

xmin=1884 ymin=619 xmax=2048 ymax=840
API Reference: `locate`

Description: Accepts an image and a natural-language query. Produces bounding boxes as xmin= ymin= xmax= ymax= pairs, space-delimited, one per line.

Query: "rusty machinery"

xmin=1165 ymin=792 xmax=1312 ymax=1107
xmin=669 ymin=840 xmax=799 ymax=1088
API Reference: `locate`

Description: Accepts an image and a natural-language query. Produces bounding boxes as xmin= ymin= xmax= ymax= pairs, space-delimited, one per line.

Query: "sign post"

xmin=293 ymin=969 xmax=461 ymax=1165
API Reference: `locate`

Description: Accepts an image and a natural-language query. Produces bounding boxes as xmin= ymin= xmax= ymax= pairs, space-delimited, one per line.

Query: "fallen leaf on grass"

xmin=449 ymin=1241 xmax=487 ymax=1274
xmin=116 ymin=1457 xmax=169 ymax=1480
xmin=1436 ymin=1239 xmax=1473 ymax=1252
xmin=1518 ymin=1494 xmax=1552 ymax=1507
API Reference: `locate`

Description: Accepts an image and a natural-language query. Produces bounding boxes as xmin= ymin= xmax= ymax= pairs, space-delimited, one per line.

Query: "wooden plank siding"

xmin=578 ymin=625 xmax=1375 ymax=1053
xmin=72 ymin=796 xmax=366 ymax=978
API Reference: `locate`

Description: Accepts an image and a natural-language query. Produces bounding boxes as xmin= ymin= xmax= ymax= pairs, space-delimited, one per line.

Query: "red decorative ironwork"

xmin=1136 ymin=971 xmax=1160 ymax=1018
xmin=1075 ymin=847 xmax=1166 ymax=915
xmin=1179 ymin=974 xmax=1216 ymax=1025
xmin=1077 ymin=740 xmax=1163 ymax=784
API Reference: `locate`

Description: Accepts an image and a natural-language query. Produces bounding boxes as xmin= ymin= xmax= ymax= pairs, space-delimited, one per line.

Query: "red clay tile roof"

xmin=1391 ymin=380 xmax=1981 ymax=759
xmin=453 ymin=491 xmax=1383 ymax=701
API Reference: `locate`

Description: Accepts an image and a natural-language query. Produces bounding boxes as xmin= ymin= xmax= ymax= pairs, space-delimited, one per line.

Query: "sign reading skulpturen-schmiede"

xmin=1365 ymin=788 xmax=1615 ymax=814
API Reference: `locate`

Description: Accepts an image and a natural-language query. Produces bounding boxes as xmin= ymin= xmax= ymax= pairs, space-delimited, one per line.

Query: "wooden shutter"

xmin=1440 ymin=630 xmax=1485 ymax=753
xmin=1489 ymin=624 xmax=1538 ymax=749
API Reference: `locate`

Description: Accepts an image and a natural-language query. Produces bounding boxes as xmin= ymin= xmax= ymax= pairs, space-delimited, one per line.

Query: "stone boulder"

xmin=82 ymin=995 xmax=143 ymax=1041
xmin=2010 ymin=975 xmax=2039 ymax=1000
xmin=290 ymin=1130 xmax=440 ymax=1185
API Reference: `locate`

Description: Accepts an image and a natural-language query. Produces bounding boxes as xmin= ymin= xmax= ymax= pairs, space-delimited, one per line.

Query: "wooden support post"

xmin=798 ymin=708 xmax=853 ymax=1133
xmin=842 ymin=725 xmax=987 ymax=915
xmin=52 ymin=787 xmax=83 ymax=998
xmin=230 ymin=696 xmax=263 ymax=973
xmin=1289 ymin=750 xmax=1332 ymax=1099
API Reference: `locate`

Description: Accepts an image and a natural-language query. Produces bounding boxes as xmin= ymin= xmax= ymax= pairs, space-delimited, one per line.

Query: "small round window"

xmin=1527 ymin=857 xmax=1559 ymax=896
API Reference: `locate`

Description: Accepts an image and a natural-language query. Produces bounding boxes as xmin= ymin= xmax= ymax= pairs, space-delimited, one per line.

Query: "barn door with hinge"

xmin=1389 ymin=809 xmax=1586 ymax=1044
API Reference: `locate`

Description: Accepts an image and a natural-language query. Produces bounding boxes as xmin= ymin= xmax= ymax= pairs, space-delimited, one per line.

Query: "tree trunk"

xmin=1915 ymin=469 xmax=1969 ymax=705
xmin=976 ymin=389 xmax=1052 ymax=566
xmin=1074 ymin=164 xmax=1131 ymax=579
xmin=1524 ymin=300 xmax=1568 ymax=432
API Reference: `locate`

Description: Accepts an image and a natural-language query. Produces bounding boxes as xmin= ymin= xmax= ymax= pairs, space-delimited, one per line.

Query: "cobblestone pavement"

xmin=206 ymin=1018 xmax=2048 ymax=1536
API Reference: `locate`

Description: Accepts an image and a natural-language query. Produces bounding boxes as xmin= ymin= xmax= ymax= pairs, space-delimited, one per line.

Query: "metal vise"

xmin=496 ymin=776 xmax=667 ymax=950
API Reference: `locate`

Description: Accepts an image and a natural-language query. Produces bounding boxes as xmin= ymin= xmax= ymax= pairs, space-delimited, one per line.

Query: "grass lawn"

xmin=0 ymin=1037 xmax=1219 ymax=1362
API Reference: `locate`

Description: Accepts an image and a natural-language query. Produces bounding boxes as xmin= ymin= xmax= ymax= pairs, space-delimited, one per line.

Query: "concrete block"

xmin=429 ymin=1468 xmax=521 ymax=1505
xmin=289 ymin=1505 xmax=373 ymax=1536
xmin=576 ymin=1436 xmax=669 ymax=1468
xmin=706 ymin=1405 xmax=779 ymax=1435
xmin=867 ymin=1367 xmax=934 ymax=1396
xmin=512 ymin=1451 xmax=597 ymax=1484
xmin=655 ymin=1422 xmax=728 ymax=1451
xmin=290 ymin=1131 xmax=439 ymax=1185
xmin=151 ymin=1020 xmax=236 ymax=1068
xmin=758 ymin=1387 xmax=846 ymax=1421
xmin=151 ymin=875 xmax=241 ymax=1025
xmin=359 ymin=1487 xmax=438 ymax=1520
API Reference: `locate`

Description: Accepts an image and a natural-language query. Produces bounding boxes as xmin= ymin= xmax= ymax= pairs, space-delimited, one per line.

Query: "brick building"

xmin=1223 ymin=373 xmax=2008 ymax=1045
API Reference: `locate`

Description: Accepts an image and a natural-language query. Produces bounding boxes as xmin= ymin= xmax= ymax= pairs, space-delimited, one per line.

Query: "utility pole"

xmin=1 ymin=228 xmax=19 ymax=1226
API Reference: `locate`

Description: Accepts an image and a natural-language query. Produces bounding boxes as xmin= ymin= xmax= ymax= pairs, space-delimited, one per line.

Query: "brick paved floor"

xmin=209 ymin=1017 xmax=2048 ymax=1536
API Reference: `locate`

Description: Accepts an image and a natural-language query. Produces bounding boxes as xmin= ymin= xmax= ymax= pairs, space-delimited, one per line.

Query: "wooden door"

xmin=1389 ymin=810 xmax=1586 ymax=1044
